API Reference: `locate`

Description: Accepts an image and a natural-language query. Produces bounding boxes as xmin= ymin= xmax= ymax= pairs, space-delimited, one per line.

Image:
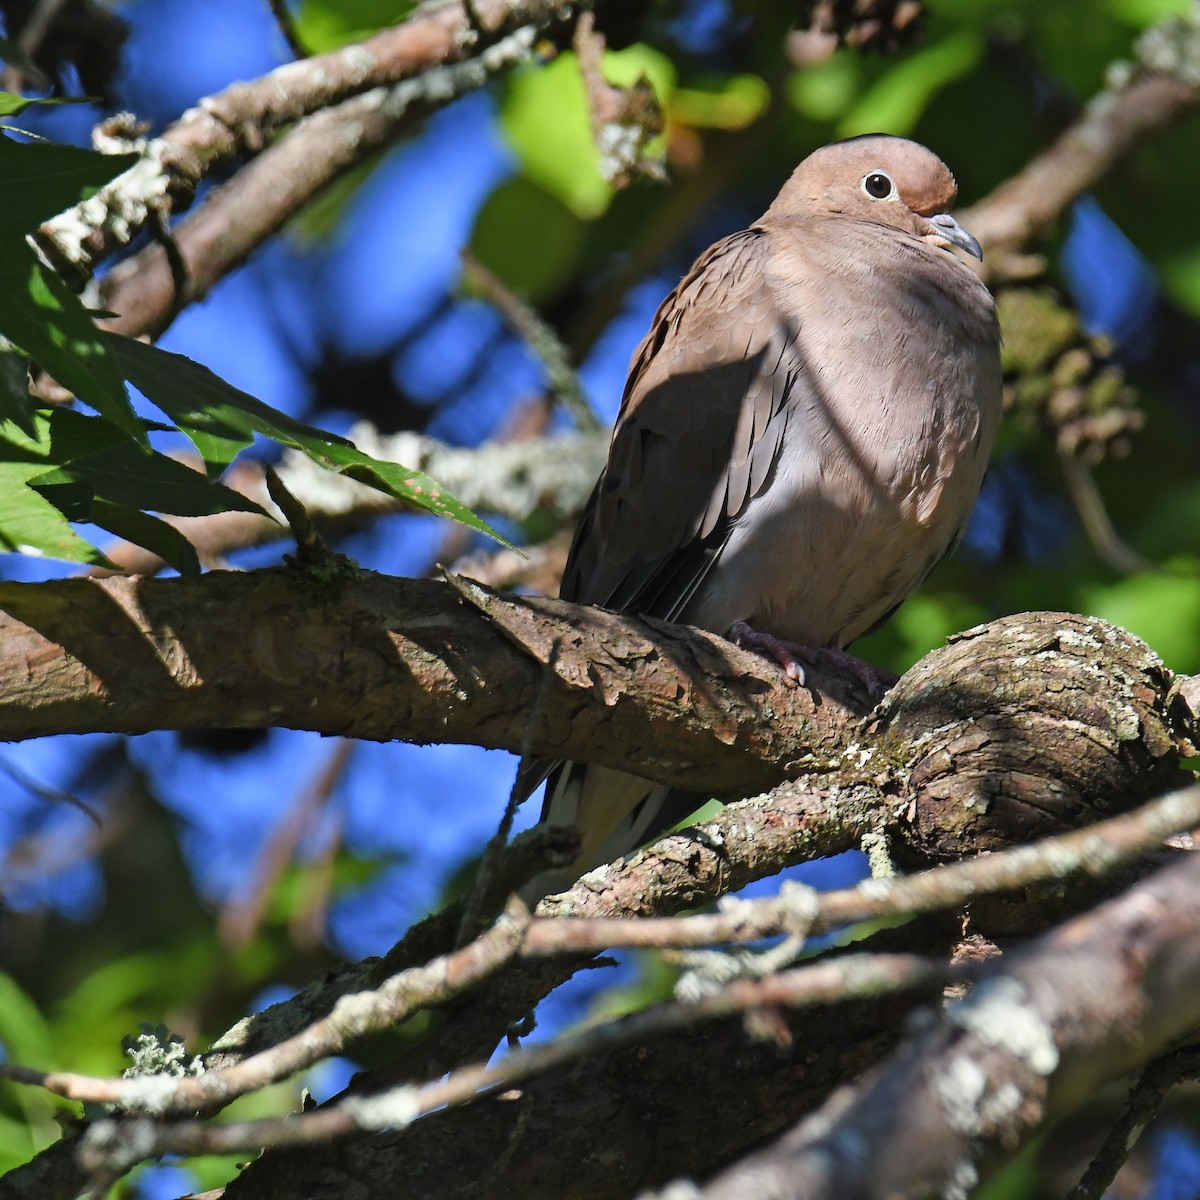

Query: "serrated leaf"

xmin=86 ymin=501 xmax=200 ymax=575
xmin=109 ymin=334 xmax=515 ymax=547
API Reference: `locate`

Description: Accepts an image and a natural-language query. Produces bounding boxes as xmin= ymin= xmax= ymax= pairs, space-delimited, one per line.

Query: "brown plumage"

xmin=520 ymin=134 xmax=1002 ymax=899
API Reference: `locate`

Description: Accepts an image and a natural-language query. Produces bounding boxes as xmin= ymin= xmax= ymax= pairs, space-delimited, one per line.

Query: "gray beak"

xmin=926 ymin=212 xmax=983 ymax=260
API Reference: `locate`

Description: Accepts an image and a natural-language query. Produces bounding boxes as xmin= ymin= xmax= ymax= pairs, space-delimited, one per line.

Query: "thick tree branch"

xmin=0 ymin=575 xmax=1191 ymax=829
xmin=2 ymin=586 xmax=1194 ymax=1198
xmin=0 ymin=569 xmax=867 ymax=794
xmin=672 ymin=850 xmax=1200 ymax=1200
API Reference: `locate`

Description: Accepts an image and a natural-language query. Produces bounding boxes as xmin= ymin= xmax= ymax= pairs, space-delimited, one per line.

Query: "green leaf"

xmin=0 ymin=134 xmax=139 ymax=235
xmin=29 ymin=442 xmax=264 ymax=518
xmin=670 ymin=74 xmax=769 ymax=131
xmin=0 ymin=253 xmax=141 ymax=442
xmin=86 ymin=501 xmax=200 ymax=575
xmin=838 ymin=29 xmax=984 ymax=137
xmin=500 ymin=54 xmax=613 ymax=220
xmin=1105 ymin=0 xmax=1197 ymax=24
xmin=469 ymin=176 xmax=586 ymax=303
xmin=0 ymin=136 xmax=143 ymax=439
xmin=0 ymin=406 xmax=136 ymax=464
xmin=788 ymin=51 xmax=864 ymax=123
xmin=0 ymin=407 xmax=254 ymax=568
xmin=0 ymin=460 xmax=111 ymax=564
xmin=108 ymin=334 xmax=515 ymax=546
xmin=0 ymin=93 xmax=98 ymax=118
xmin=291 ymin=0 xmax=414 ymax=51
xmin=0 ymin=972 xmax=53 ymax=1065
xmin=1082 ymin=567 xmax=1200 ymax=672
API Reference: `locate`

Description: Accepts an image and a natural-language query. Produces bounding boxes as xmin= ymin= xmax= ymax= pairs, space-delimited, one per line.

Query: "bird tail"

xmin=518 ymin=763 xmax=703 ymax=905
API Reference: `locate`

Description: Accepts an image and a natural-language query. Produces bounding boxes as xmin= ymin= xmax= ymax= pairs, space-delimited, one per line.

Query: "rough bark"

xmin=684 ymin=851 xmax=1200 ymax=1200
xmin=1 ymin=571 xmax=1197 ymax=1200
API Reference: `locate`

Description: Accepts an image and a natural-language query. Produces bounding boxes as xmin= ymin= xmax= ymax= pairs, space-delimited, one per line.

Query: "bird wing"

xmin=561 ymin=226 xmax=797 ymax=619
xmin=515 ymin=228 xmax=799 ymax=816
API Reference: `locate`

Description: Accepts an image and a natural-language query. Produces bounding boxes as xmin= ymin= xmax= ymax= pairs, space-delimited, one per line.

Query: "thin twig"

xmin=0 ymin=754 xmax=101 ymax=827
xmin=264 ymin=465 xmax=331 ymax=567
xmin=216 ymin=739 xmax=353 ymax=950
xmin=265 ymin=0 xmax=308 ymax=59
xmin=1060 ymin=454 xmax=1157 ymax=575
xmin=74 ymin=951 xmax=949 ymax=1173
xmin=1067 ymin=1046 xmax=1200 ymax=1200
xmin=460 ymin=251 xmax=600 ymax=432
xmin=5 ymin=784 xmax=1198 ymax=1117
xmin=963 ymin=17 xmax=1200 ymax=275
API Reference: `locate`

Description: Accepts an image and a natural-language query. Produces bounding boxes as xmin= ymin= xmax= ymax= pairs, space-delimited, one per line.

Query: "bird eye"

xmin=862 ymin=172 xmax=895 ymax=200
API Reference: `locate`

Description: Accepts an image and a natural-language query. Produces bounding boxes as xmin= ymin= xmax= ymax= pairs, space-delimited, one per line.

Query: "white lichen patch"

xmin=43 ymin=137 xmax=170 ymax=265
xmin=1055 ymin=626 xmax=1104 ymax=653
xmin=932 ymin=1054 xmax=987 ymax=1135
xmin=117 ymin=1072 xmax=182 ymax=1116
xmin=943 ymin=1157 xmax=980 ymax=1200
xmin=341 ymin=1086 xmax=421 ymax=1131
xmin=948 ymin=977 xmax=1059 ymax=1075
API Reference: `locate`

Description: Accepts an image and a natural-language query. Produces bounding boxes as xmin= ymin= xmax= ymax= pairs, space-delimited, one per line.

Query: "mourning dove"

xmin=520 ymin=134 xmax=1002 ymax=899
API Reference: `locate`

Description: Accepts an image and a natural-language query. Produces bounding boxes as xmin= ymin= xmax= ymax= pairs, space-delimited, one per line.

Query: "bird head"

xmin=770 ymin=134 xmax=983 ymax=261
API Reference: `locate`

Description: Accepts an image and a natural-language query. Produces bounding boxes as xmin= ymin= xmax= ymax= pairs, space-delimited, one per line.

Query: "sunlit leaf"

xmin=109 ymin=334 xmax=515 ymax=546
xmin=291 ymin=0 xmax=413 ymax=52
xmin=838 ymin=29 xmax=984 ymax=137
xmin=1105 ymin=0 xmax=1197 ymax=24
xmin=501 ymin=54 xmax=612 ymax=220
xmin=0 ymin=460 xmax=111 ymax=564
xmin=788 ymin=52 xmax=864 ymax=123
xmin=469 ymin=176 xmax=586 ymax=302
xmin=670 ymin=74 xmax=769 ymax=131
xmin=1082 ymin=566 xmax=1200 ymax=671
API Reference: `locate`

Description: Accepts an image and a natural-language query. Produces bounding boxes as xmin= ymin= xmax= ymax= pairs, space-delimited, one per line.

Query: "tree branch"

xmin=963 ymin=16 xmax=1200 ymax=273
xmin=672 ymin=850 xmax=1200 ymax=1200
xmin=94 ymin=24 xmax=542 ymax=339
xmin=37 ymin=0 xmax=585 ymax=277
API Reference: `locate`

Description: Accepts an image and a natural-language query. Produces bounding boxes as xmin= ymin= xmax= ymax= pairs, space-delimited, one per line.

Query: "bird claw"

xmin=729 ymin=622 xmax=898 ymax=699
xmin=729 ymin=622 xmax=808 ymax=685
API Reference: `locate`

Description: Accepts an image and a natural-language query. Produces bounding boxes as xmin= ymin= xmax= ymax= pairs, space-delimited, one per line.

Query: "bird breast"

xmin=683 ymin=223 xmax=1002 ymax=649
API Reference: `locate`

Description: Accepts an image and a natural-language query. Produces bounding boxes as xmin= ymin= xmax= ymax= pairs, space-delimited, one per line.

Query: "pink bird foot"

xmin=729 ymin=622 xmax=899 ymax=699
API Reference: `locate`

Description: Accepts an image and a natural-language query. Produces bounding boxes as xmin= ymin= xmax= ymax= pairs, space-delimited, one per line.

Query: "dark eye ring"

xmin=863 ymin=172 xmax=894 ymax=200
